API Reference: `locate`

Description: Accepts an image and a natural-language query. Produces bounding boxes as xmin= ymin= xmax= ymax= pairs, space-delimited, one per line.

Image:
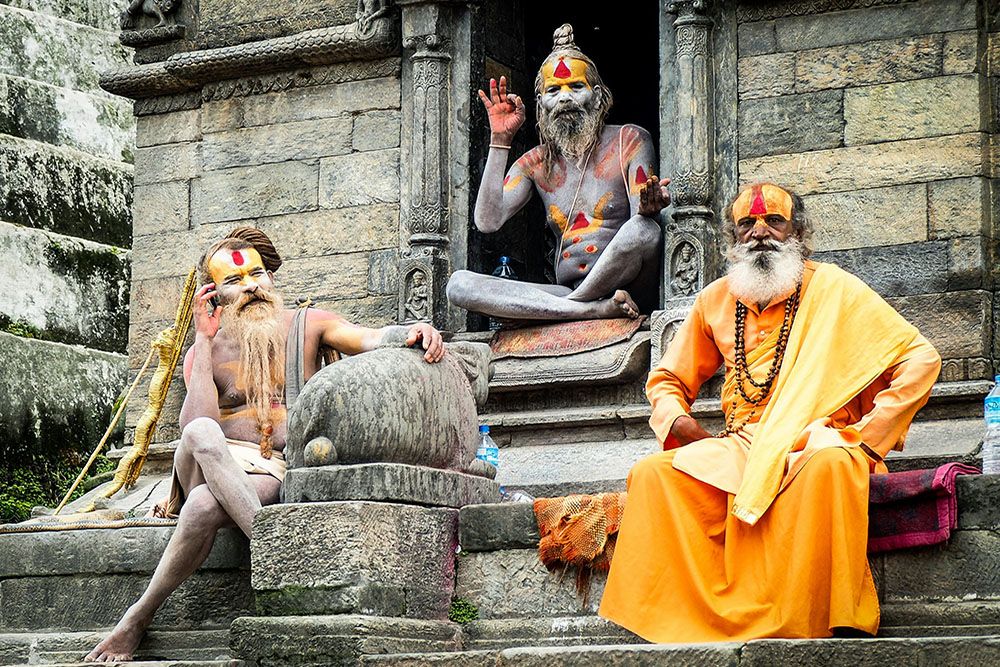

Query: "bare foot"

xmin=85 ymin=612 xmax=149 ymax=662
xmin=612 ymin=290 xmax=641 ymax=319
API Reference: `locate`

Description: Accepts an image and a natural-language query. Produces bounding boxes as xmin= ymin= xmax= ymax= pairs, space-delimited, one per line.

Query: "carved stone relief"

xmin=404 ymin=269 xmax=431 ymax=322
xmin=649 ymin=300 xmax=696 ymax=368
xmin=119 ymin=0 xmax=186 ymax=47
xmin=669 ymin=239 xmax=702 ymax=297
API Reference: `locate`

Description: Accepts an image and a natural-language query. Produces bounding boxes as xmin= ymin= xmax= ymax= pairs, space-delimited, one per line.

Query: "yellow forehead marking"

xmin=732 ymin=184 xmax=793 ymax=222
xmin=208 ymin=247 xmax=266 ymax=285
xmin=542 ymin=57 xmax=590 ymax=89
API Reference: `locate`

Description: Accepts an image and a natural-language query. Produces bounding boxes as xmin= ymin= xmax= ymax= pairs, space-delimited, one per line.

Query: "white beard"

xmin=726 ymin=237 xmax=805 ymax=307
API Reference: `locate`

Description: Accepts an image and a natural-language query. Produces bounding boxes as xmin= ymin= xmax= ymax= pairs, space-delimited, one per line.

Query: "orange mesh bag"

xmin=533 ymin=492 xmax=627 ymax=604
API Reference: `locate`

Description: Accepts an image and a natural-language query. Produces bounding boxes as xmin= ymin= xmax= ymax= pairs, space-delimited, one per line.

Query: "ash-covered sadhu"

xmin=86 ymin=227 xmax=445 ymax=662
xmin=447 ymin=24 xmax=670 ymax=321
xmin=599 ymin=182 xmax=942 ymax=641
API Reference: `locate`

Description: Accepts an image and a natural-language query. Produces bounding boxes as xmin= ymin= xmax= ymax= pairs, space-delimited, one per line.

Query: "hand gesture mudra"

xmin=478 ymin=76 xmax=525 ymax=143
xmin=638 ymin=174 xmax=672 ymax=218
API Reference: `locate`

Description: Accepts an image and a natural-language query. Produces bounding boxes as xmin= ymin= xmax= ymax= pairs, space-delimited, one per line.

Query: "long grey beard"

xmin=539 ymin=107 xmax=602 ymax=159
xmin=726 ymin=237 xmax=805 ymax=307
xmin=223 ymin=291 xmax=286 ymax=420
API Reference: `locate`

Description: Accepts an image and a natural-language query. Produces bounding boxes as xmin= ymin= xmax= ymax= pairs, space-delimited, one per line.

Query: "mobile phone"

xmin=209 ymin=295 xmax=220 ymax=311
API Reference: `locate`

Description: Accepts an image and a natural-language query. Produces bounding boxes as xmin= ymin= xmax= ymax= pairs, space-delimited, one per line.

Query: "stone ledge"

xmin=283 ymin=463 xmax=500 ymax=508
xmin=0 ymin=628 xmax=232 ymax=665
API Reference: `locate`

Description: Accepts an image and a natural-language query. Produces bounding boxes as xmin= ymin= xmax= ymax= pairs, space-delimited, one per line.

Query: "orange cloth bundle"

xmin=533 ymin=492 xmax=627 ymax=603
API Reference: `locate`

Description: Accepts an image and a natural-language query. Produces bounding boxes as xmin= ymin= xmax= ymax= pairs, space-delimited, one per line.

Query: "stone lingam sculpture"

xmin=281 ymin=332 xmax=497 ymax=507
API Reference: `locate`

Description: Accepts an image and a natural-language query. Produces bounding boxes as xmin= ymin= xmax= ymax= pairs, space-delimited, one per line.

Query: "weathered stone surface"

xmin=0 ymin=570 xmax=252 ymax=630
xmin=739 ymin=133 xmax=985 ymax=195
xmin=0 ymin=526 xmax=247 ymax=578
xmin=198 ymin=0 xmax=356 ymax=49
xmin=0 ymin=628 xmax=232 ymax=665
xmin=202 ymin=77 xmax=400 ymax=132
xmin=250 ymin=204 xmax=399 ymax=258
xmin=767 ymin=0 xmax=975 ymax=54
xmin=498 ymin=644 xmax=741 ymax=666
xmin=132 ymin=181 xmax=190 ymax=236
xmin=459 ymin=503 xmax=539 ymax=552
xmin=0 ymin=221 xmax=129 ymax=351
xmin=742 ymin=636 xmax=1000 ymax=666
xmin=0 ymin=331 xmax=125 ymax=467
xmin=943 ymin=30 xmax=979 ymax=75
xmin=495 ymin=439 xmax=658 ymax=494
xmin=889 ymin=290 xmax=990 ymax=359
xmin=354 ymin=110 xmax=402 ymax=152
xmin=202 ymin=116 xmax=353 ymax=171
xmin=190 ymin=161 xmax=319 ymax=224
xmin=0 ymin=74 xmax=133 ymax=162
xmin=320 ymin=148 xmax=401 ymax=208
xmin=0 ymin=4 xmax=129 ymax=94
xmin=844 ymin=75 xmax=981 ymax=145
xmin=738 ymin=90 xmax=842 ymax=158
xmin=737 ymin=21 xmax=775 ymax=57
xmin=463 ymin=615 xmax=642 ymax=650
xmin=136 ymin=110 xmax=202 ymax=148
xmin=363 ymin=651 xmax=497 ymax=666
xmin=796 ymin=34 xmax=942 ymax=93
xmin=883 ymin=530 xmax=1000 ymax=600
xmin=0 ymin=135 xmax=132 ymax=246
xmin=806 ymin=184 xmax=926 ymax=252
xmin=6 ymin=0 xmax=124 ymax=31
xmin=279 ymin=251 xmax=371 ymax=301
xmin=737 ymin=52 xmax=795 ymax=100
xmin=957 ymin=475 xmax=1000 ymax=530
xmin=928 ymin=177 xmax=988 ymax=238
xmin=313 ymin=294 xmax=397 ymax=328
xmin=283 ymin=463 xmax=500 ymax=508
xmin=455 ymin=548 xmax=605 ymax=618
xmin=368 ymin=248 xmax=400 ymax=296
xmin=133 ymin=142 xmax=200 ymax=186
xmin=286 ymin=343 xmax=491 ymax=472
xmin=252 ymin=502 xmax=458 ymax=618
xmin=230 ymin=615 xmax=461 ymax=667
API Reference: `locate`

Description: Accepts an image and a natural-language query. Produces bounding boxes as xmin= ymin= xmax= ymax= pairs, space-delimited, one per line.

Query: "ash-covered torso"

xmin=508 ymin=124 xmax=654 ymax=286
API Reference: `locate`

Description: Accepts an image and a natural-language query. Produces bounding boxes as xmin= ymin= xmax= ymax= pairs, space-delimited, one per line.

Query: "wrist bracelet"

xmin=489 ymin=143 xmax=511 ymax=150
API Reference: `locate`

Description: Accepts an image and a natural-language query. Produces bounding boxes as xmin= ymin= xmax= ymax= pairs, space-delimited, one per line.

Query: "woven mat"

xmin=490 ymin=316 xmax=645 ymax=359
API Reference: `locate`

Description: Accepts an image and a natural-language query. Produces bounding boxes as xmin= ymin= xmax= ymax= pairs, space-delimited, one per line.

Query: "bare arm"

xmin=624 ymin=125 xmax=670 ymax=221
xmin=318 ymin=312 xmax=444 ymax=363
xmin=179 ymin=283 xmax=222 ymax=430
xmin=473 ymin=76 xmax=533 ymax=233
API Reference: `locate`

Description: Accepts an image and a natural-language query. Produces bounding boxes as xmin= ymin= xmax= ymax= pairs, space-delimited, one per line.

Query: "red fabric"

xmin=867 ymin=462 xmax=979 ymax=553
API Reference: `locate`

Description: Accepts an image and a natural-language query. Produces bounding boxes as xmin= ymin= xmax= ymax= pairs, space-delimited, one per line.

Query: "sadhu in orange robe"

xmin=599 ymin=260 xmax=941 ymax=642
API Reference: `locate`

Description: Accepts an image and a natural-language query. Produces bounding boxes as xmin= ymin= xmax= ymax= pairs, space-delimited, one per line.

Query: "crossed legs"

xmin=86 ymin=418 xmax=280 ymax=662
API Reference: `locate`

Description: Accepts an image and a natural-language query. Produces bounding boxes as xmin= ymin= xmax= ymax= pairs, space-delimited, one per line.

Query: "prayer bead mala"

xmin=717 ymin=283 xmax=802 ymax=437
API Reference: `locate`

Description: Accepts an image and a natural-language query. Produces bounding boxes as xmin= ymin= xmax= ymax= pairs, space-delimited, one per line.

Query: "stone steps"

xmin=0 ymin=629 xmax=233 ymax=665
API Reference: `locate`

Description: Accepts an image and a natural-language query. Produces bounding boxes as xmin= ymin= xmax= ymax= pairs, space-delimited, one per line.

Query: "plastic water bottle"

xmin=500 ymin=486 xmax=534 ymax=503
xmin=488 ymin=256 xmax=518 ymax=331
xmin=984 ymin=375 xmax=1000 ymax=474
xmin=476 ymin=425 xmax=500 ymax=470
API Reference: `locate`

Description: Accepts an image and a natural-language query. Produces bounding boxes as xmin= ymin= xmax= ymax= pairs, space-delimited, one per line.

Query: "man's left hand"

xmin=638 ymin=175 xmax=671 ymax=218
xmin=406 ymin=323 xmax=445 ymax=363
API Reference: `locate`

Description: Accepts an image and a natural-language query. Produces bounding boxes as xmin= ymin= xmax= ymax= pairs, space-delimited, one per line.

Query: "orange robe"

xmin=599 ymin=260 xmax=941 ymax=642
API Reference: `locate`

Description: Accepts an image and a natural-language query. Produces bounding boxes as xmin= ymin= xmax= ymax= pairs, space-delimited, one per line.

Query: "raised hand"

xmin=193 ymin=283 xmax=223 ymax=339
xmin=638 ymin=175 xmax=672 ymax=218
xmin=477 ymin=76 xmax=525 ymax=144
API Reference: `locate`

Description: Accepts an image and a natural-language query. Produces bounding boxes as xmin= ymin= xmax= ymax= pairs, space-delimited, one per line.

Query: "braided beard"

xmin=726 ymin=237 xmax=805 ymax=308
xmin=223 ymin=289 xmax=286 ymax=430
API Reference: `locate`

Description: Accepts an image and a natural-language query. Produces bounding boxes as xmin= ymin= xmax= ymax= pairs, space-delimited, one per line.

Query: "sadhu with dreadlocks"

xmin=87 ymin=227 xmax=444 ymax=662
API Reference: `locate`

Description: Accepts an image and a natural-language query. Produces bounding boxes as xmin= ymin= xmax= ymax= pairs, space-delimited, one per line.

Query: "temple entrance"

xmin=465 ymin=3 xmax=662 ymax=330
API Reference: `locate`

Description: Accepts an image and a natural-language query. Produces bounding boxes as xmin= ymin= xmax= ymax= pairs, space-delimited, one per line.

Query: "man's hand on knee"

xmin=670 ymin=415 xmax=713 ymax=446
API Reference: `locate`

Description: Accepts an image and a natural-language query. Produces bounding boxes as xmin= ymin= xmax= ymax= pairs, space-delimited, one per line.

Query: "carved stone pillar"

xmin=397 ymin=0 xmax=470 ymax=329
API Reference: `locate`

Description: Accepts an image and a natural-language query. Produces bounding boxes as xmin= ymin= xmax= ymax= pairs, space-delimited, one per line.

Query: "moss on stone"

xmin=448 ymin=598 xmax=479 ymax=625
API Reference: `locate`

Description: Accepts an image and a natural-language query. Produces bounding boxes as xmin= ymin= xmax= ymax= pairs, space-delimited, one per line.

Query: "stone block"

xmin=0 ymin=222 xmax=129 ymax=351
xmin=738 ymin=90 xmax=842 ymax=158
xmin=737 ymin=21 xmax=775 ymax=57
xmin=0 ymin=571 xmax=252 ymax=630
xmin=130 ymin=226 xmax=216 ymax=281
xmin=313 ymin=294 xmax=398 ymax=327
xmin=498 ymin=644 xmax=741 ymax=666
xmin=136 ymin=110 xmax=202 ymax=148
xmin=282 ymin=463 xmax=500 ymax=508
xmin=0 ymin=4 xmax=129 ymax=94
xmin=739 ymin=133 xmax=985 ymax=195
xmin=948 ymin=236 xmax=989 ymax=291
xmin=132 ymin=180 xmax=190 ymax=236
xmin=844 ymin=75 xmax=981 ymax=145
xmin=883 ymin=530 xmax=1000 ymax=600
xmin=770 ymin=0 xmax=976 ymax=54
xmin=928 ymin=177 xmax=988 ymax=238
xmin=0 ymin=74 xmax=134 ymax=163
xmin=737 ymin=52 xmax=795 ymax=100
xmin=742 ymin=636 xmax=1000 ymax=666
xmin=463 ymin=615 xmax=642 ymax=651
xmin=320 ymin=148 xmax=401 ymax=208
xmin=133 ymin=142 xmax=200 ymax=186
xmin=957 ymin=475 xmax=1000 ymax=530
xmin=368 ymin=248 xmax=400 ymax=296
xmin=459 ymin=503 xmax=539 ymax=552
xmin=202 ymin=116 xmax=353 ymax=171
xmin=354 ymin=110 xmax=402 ymax=152
xmin=251 ymin=502 xmax=458 ymax=619
xmin=279 ymin=251 xmax=371 ymax=302
xmin=363 ymin=651 xmax=497 ymax=666
xmin=199 ymin=0 xmax=357 ymax=49
xmin=0 ymin=135 xmax=132 ymax=246
xmin=190 ymin=161 xmax=319 ymax=224
xmin=795 ymin=35 xmax=942 ymax=93
xmin=454 ymin=548 xmax=605 ymax=618
xmin=805 ymin=184 xmax=926 ymax=252
xmin=250 ymin=204 xmax=399 ymax=258
xmin=943 ymin=30 xmax=979 ymax=75
xmin=230 ymin=615 xmax=461 ymax=667
xmin=888 ymin=290 xmax=990 ymax=359
xmin=0 ymin=331 xmax=126 ymax=467
xmin=7 ymin=0 xmax=124 ymax=31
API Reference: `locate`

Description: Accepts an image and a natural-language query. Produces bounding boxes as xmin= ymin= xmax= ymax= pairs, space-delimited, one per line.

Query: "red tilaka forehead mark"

xmin=554 ymin=59 xmax=572 ymax=79
xmin=749 ymin=185 xmax=768 ymax=216
xmin=232 ymin=250 xmax=245 ymax=266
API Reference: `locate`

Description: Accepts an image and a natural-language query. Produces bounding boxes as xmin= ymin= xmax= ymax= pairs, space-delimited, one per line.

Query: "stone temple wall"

xmin=735 ymin=0 xmax=996 ymax=383
xmin=0 ymin=0 xmax=132 ymax=472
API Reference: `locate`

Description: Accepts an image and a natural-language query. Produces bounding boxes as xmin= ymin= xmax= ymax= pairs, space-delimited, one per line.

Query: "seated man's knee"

xmin=627 ymin=451 xmax=672 ymax=488
xmin=808 ymin=447 xmax=856 ymax=476
xmin=181 ymin=417 xmax=225 ymax=460
xmin=446 ymin=270 xmax=476 ymax=308
xmin=179 ymin=485 xmax=228 ymax=528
